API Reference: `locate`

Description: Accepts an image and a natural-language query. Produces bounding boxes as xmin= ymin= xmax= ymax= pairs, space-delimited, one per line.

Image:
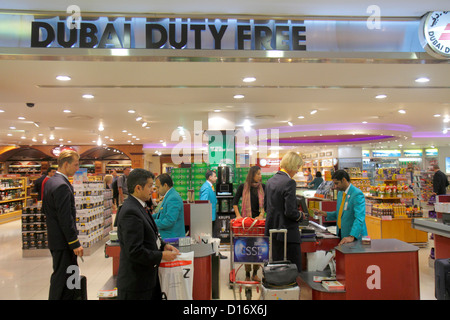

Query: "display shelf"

xmin=0 ymin=177 xmax=29 ymax=224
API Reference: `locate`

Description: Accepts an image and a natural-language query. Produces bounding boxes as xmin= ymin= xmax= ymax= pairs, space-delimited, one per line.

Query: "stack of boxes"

xmin=74 ymin=181 xmax=104 ymax=249
xmin=22 ymin=206 xmax=47 ymax=251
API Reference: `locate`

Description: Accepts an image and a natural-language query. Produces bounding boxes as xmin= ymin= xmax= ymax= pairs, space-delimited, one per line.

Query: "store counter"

xmin=412 ymin=218 xmax=450 ymax=259
xmin=299 ymin=239 xmax=420 ymax=300
xmin=103 ymin=241 xmax=215 ymax=300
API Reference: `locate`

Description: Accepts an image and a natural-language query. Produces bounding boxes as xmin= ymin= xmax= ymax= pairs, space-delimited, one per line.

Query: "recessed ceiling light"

xmin=18 ymin=116 xmax=25 ymax=120
xmin=398 ymin=109 xmax=406 ymax=114
xmin=128 ymin=109 xmax=136 ymax=113
xmin=142 ymin=122 xmax=148 ymax=127
xmin=122 ymin=130 xmax=127 ymax=133
xmin=297 ymin=116 xmax=305 ymax=119
xmin=98 ymin=124 xmax=104 ymax=131
xmin=63 ymin=109 xmax=71 ymax=113
xmin=234 ymin=94 xmax=245 ymax=99
xmin=7 ymin=133 xmax=12 ymax=136
xmin=136 ymin=116 xmax=142 ymax=121
xmin=56 ymin=75 xmax=71 ymax=81
xmin=362 ymin=121 xmax=368 ymax=124
xmin=375 ymin=94 xmax=387 ymax=99
xmin=444 ymin=117 xmax=450 ymax=123
xmin=9 ymin=126 xmax=15 ymax=130
xmin=287 ymin=121 xmax=293 ymax=126
xmin=82 ymin=94 xmax=94 ymax=99
xmin=0 ymin=109 xmax=5 ymax=113
xmin=415 ymin=77 xmax=430 ymax=83
xmin=443 ymin=129 xmax=448 ymax=134
xmin=243 ymin=77 xmax=256 ymax=83
xmin=310 ymin=110 xmax=318 ymax=115
xmin=434 ymin=114 xmax=441 ymax=117
xmin=214 ymin=109 xmax=221 ymax=113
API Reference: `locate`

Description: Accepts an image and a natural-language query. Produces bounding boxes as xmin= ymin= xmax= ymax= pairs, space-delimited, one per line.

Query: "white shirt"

xmin=56 ymin=170 xmax=69 ymax=181
xmin=131 ymin=195 xmax=146 ymax=208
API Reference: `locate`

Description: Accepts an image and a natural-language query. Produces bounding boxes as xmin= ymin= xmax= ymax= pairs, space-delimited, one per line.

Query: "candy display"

xmin=370 ymin=203 xmax=423 ymax=218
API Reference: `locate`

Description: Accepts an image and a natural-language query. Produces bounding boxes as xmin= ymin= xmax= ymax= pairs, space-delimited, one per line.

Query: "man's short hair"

xmin=433 ymin=165 xmax=440 ymax=170
xmin=156 ymin=173 xmax=173 ymax=188
xmin=205 ymin=170 xmax=216 ymax=180
xmin=127 ymin=168 xmax=155 ymax=194
xmin=332 ymin=170 xmax=351 ymax=182
xmin=57 ymin=150 xmax=79 ymax=168
xmin=47 ymin=167 xmax=56 ymax=174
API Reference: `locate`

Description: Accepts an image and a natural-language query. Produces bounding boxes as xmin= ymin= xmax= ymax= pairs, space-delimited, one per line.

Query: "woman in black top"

xmin=232 ymin=166 xmax=266 ymax=281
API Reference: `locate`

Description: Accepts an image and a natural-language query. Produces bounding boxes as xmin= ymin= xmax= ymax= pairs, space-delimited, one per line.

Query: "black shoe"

xmin=219 ymin=253 xmax=227 ymax=259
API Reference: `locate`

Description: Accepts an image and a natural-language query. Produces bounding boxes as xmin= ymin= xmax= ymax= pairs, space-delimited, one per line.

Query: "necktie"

xmin=337 ymin=192 xmax=347 ymax=229
xmin=211 ymin=185 xmax=215 ymax=192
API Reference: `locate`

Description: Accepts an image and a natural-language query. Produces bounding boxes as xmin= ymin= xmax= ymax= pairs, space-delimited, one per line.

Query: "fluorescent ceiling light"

xmin=56 ymin=75 xmax=71 ymax=81
xmin=415 ymin=77 xmax=430 ymax=83
xmin=297 ymin=116 xmax=305 ymax=119
xmin=310 ymin=110 xmax=317 ymax=115
xmin=135 ymin=116 xmax=142 ymax=121
xmin=243 ymin=77 xmax=256 ymax=83
xmin=375 ymin=94 xmax=387 ymax=99
xmin=234 ymin=94 xmax=245 ymax=99
xmin=287 ymin=121 xmax=293 ymax=126
xmin=82 ymin=94 xmax=94 ymax=99
xmin=434 ymin=114 xmax=441 ymax=117
xmin=18 ymin=116 xmax=25 ymax=120
xmin=63 ymin=109 xmax=71 ymax=113
xmin=128 ymin=109 xmax=136 ymax=113
xmin=398 ymin=110 xmax=406 ymax=114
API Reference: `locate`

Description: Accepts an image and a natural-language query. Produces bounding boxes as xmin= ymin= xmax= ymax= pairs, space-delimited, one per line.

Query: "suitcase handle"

xmin=268 ymin=229 xmax=287 ymax=263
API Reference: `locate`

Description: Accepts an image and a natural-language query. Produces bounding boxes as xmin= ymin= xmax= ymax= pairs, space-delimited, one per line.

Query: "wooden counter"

xmin=366 ymin=215 xmax=428 ymax=243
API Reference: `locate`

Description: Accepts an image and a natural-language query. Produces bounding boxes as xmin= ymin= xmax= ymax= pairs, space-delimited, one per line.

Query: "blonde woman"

xmin=264 ymin=151 xmax=305 ymax=272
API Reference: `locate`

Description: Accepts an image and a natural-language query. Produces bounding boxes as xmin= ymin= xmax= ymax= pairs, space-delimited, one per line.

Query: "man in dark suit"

xmin=42 ymin=150 xmax=83 ymax=300
xmin=264 ymin=151 xmax=304 ymax=272
xmin=117 ymin=168 xmax=179 ymax=300
xmin=432 ymin=165 xmax=449 ymax=195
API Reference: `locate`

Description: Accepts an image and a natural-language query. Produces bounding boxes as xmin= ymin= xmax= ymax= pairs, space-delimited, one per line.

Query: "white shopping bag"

xmin=158 ymin=251 xmax=194 ymax=300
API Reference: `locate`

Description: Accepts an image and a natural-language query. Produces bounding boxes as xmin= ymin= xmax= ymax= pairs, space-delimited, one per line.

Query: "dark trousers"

xmin=49 ymin=249 xmax=78 ymax=300
xmin=271 ymin=239 xmax=302 ymax=272
xmin=118 ymin=280 xmax=162 ymax=300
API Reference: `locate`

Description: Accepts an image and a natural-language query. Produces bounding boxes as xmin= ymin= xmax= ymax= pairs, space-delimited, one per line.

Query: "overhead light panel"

xmin=375 ymin=94 xmax=387 ymax=99
xmin=234 ymin=94 xmax=245 ymax=99
xmin=82 ymin=94 xmax=94 ymax=99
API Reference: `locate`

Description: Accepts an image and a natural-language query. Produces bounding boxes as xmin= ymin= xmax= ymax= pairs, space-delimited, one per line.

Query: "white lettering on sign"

xmin=366 ymin=265 xmax=381 ymax=290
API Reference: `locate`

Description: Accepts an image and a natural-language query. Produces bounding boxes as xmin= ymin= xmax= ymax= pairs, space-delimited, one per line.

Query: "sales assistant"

xmin=313 ymin=170 xmax=368 ymax=245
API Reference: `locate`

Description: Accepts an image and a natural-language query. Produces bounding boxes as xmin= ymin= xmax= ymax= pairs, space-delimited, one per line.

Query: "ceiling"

xmin=0 ymin=1 xmax=450 ymax=159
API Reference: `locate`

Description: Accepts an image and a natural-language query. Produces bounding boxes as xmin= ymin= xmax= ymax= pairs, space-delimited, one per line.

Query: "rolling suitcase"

xmin=261 ymin=229 xmax=300 ymax=300
xmin=435 ymin=258 xmax=450 ymax=300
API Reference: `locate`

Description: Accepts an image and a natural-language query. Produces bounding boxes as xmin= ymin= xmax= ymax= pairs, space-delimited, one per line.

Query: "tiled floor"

xmin=0 ymin=218 xmax=437 ymax=300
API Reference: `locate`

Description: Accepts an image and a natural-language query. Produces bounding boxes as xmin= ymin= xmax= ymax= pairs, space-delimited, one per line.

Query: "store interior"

xmin=0 ymin=1 xmax=449 ymax=301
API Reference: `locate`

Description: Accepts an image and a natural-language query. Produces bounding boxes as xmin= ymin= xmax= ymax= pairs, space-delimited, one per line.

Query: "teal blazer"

xmin=200 ymin=181 xmax=217 ymax=221
xmin=152 ymin=188 xmax=185 ymax=239
xmin=326 ymin=184 xmax=368 ymax=239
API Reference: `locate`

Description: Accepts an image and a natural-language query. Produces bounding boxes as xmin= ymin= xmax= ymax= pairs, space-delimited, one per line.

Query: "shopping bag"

xmin=158 ymin=251 xmax=194 ymax=300
xmin=231 ymin=217 xmax=265 ymax=229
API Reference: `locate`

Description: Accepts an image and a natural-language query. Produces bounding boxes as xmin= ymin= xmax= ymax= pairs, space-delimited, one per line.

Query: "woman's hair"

xmin=315 ymin=171 xmax=322 ymax=178
xmin=104 ymin=174 xmax=113 ymax=185
xmin=245 ymin=166 xmax=261 ymax=186
xmin=280 ymin=151 xmax=303 ymax=172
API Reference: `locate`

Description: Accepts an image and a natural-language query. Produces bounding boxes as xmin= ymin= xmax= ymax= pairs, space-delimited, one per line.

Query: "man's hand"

xmin=339 ymin=236 xmax=355 ymax=245
xmin=73 ymin=246 xmax=84 ymax=257
xmin=312 ymin=208 xmax=327 ymax=217
xmin=162 ymin=244 xmax=180 ymax=261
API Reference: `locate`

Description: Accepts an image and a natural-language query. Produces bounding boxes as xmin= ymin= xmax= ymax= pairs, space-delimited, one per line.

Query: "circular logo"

xmin=420 ymin=11 xmax=450 ymax=59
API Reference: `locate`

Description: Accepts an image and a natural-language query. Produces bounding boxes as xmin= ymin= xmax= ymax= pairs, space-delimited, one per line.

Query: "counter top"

xmin=412 ymin=218 xmax=450 ymax=238
xmin=336 ymin=238 xmax=419 ymax=254
xmin=106 ymin=240 xmax=215 ymax=258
